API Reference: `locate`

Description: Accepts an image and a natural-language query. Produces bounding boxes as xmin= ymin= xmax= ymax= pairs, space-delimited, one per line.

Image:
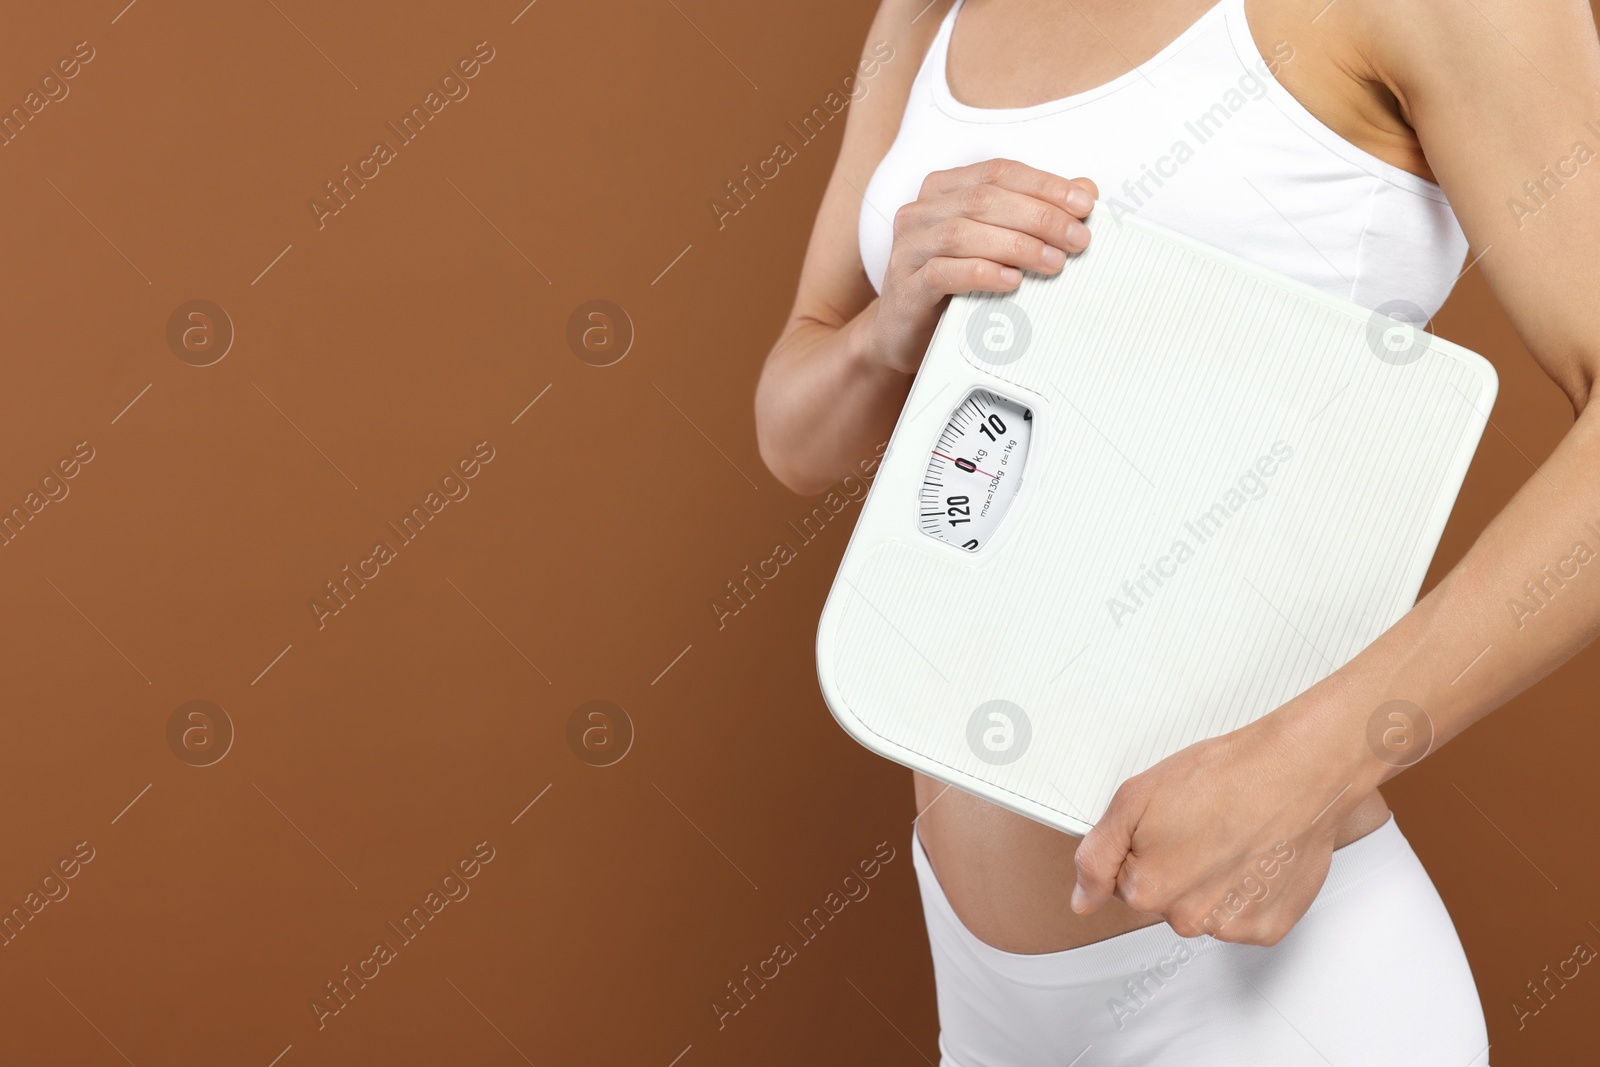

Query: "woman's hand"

xmin=868 ymin=159 xmax=1098 ymax=375
xmin=1069 ymin=689 xmax=1384 ymax=946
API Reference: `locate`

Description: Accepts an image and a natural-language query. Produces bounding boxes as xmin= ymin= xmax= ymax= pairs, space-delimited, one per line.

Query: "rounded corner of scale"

xmin=816 ymin=678 xmax=896 ymax=763
xmin=1466 ymin=347 xmax=1501 ymax=403
xmin=1429 ymin=335 xmax=1501 ymax=414
xmin=1021 ymin=791 xmax=1097 ymax=838
xmin=1056 ymin=810 xmax=1096 ymax=838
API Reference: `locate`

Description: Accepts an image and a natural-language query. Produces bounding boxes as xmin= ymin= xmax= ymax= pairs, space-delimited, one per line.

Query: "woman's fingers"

xmin=915 ymin=186 xmax=1092 ymax=260
xmin=1071 ymin=780 xmax=1146 ymax=914
xmin=914 ymin=255 xmax=1025 ymax=296
xmin=889 ymin=162 xmax=1100 ymax=290
xmin=911 ymin=216 xmax=1071 ymax=278
xmin=920 ymin=158 xmax=1099 ymax=221
xmin=872 ymin=254 xmax=1024 ymax=374
xmin=869 ymin=159 xmax=1099 ymax=374
xmin=1070 ymin=723 xmax=1344 ymax=945
xmin=944 ymin=177 xmax=1092 ymax=246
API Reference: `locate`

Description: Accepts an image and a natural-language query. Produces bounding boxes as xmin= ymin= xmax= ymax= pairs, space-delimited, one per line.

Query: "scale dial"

xmin=919 ymin=389 xmax=1033 ymax=552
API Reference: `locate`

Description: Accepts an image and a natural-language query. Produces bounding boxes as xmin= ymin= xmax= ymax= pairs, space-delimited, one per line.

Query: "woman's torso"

xmin=862 ymin=0 xmax=1463 ymax=953
xmin=859 ymin=0 xmax=1467 ymax=308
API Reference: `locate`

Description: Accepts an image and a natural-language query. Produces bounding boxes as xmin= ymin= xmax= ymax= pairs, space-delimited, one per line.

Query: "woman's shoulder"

xmin=827 ymin=0 xmax=956 ymax=191
xmin=851 ymin=0 xmax=955 ymax=124
xmin=1241 ymin=0 xmax=1442 ymax=183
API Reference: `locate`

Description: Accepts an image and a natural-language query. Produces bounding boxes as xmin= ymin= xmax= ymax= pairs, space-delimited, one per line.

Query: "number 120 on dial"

xmin=919 ymin=389 xmax=1033 ymax=552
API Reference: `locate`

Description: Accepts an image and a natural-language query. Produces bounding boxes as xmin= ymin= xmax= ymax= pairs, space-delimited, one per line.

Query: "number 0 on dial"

xmin=919 ymin=389 xmax=1033 ymax=552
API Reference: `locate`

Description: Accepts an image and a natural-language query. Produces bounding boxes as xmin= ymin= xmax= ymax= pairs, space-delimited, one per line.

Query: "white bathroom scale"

xmin=815 ymin=207 xmax=1496 ymax=837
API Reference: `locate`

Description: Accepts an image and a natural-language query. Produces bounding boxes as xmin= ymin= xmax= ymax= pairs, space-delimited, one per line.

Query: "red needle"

xmin=932 ymin=450 xmax=996 ymax=478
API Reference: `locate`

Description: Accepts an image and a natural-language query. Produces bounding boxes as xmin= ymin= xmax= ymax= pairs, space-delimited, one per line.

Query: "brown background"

xmin=0 ymin=0 xmax=1592 ymax=1063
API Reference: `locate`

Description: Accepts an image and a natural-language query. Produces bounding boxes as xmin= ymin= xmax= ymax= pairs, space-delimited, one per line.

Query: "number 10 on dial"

xmin=919 ymin=388 xmax=1034 ymax=552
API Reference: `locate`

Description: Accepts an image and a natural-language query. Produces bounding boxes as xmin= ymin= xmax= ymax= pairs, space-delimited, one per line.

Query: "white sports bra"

xmin=859 ymin=0 xmax=1468 ymax=313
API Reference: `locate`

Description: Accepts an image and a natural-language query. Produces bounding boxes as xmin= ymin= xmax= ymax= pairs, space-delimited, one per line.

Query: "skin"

xmin=755 ymin=0 xmax=1600 ymax=952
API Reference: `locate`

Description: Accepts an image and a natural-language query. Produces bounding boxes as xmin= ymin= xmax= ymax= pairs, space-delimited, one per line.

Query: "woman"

xmin=755 ymin=0 xmax=1600 ymax=1062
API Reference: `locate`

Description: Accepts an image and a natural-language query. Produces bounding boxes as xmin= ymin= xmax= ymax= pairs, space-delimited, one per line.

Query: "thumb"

xmin=1071 ymin=787 xmax=1142 ymax=914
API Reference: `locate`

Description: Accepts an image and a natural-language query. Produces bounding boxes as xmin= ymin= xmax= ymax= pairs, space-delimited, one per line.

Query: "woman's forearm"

xmin=1072 ymin=383 xmax=1600 ymax=937
xmin=755 ymin=162 xmax=1098 ymax=496
xmin=754 ymin=300 xmax=917 ymax=496
xmin=1294 ymin=396 xmax=1600 ymax=793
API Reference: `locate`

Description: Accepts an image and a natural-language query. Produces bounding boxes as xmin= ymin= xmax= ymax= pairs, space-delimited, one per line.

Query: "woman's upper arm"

xmin=775 ymin=0 xmax=952 ymax=342
xmin=1363 ymin=0 xmax=1600 ymax=408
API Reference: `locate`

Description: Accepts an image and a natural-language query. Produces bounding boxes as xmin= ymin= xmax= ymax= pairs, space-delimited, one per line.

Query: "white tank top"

xmin=859 ymin=0 xmax=1467 ymax=313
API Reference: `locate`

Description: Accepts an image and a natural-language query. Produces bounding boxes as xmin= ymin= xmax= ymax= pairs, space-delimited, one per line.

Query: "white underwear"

xmin=911 ymin=815 xmax=1491 ymax=1066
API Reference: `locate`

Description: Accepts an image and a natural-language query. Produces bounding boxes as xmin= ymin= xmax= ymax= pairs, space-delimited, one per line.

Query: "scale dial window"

xmin=919 ymin=389 xmax=1033 ymax=552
